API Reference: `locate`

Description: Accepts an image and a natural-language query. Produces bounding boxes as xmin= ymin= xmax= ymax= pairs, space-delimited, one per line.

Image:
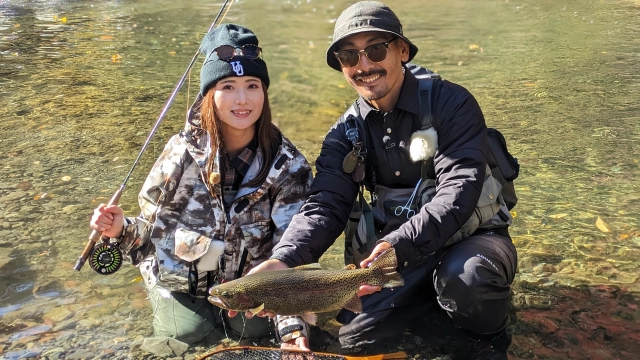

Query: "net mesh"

xmin=198 ymin=346 xmax=407 ymax=360
xmin=200 ymin=347 xmax=347 ymax=360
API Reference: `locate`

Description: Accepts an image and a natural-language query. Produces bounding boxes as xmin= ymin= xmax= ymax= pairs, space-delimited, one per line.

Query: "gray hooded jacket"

xmin=117 ymin=97 xmax=313 ymax=296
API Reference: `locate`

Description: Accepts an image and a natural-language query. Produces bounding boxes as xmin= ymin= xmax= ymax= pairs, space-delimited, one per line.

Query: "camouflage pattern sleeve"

xmin=116 ymin=134 xmax=190 ymax=265
xmin=269 ymin=146 xmax=313 ymax=246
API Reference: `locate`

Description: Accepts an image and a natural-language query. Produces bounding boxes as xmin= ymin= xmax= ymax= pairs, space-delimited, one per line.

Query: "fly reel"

xmin=89 ymin=240 xmax=123 ymax=275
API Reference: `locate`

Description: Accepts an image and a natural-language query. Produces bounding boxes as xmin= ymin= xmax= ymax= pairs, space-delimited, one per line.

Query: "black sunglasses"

xmin=214 ymin=44 xmax=262 ymax=61
xmin=334 ymin=37 xmax=398 ymax=68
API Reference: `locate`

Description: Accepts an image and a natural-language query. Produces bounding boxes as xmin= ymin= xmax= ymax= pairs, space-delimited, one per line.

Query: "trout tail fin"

xmin=369 ymin=248 xmax=404 ymax=288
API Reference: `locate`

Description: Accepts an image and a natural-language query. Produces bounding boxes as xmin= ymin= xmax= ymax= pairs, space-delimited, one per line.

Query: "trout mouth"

xmin=208 ymin=296 xmax=229 ymax=309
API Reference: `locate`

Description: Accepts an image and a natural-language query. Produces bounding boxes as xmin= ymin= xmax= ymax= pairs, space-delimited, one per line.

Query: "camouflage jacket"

xmin=118 ymin=98 xmax=313 ymax=295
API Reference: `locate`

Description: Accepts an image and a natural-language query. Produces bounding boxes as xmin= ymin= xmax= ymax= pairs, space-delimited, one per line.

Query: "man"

xmin=249 ymin=0 xmax=518 ymax=350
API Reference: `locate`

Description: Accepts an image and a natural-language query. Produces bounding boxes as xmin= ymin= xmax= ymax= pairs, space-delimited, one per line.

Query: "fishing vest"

xmin=343 ymin=67 xmax=519 ymax=266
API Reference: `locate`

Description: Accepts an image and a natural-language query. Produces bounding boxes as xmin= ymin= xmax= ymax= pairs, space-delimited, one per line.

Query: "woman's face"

xmin=212 ymin=76 xmax=264 ymax=134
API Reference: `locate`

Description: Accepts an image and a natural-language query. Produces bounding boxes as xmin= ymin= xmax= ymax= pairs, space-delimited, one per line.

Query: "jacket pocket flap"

xmin=174 ymin=227 xmax=211 ymax=262
xmin=477 ymin=165 xmax=503 ymax=208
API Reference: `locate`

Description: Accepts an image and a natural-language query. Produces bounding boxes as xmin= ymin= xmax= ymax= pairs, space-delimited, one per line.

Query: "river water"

xmin=1 ymin=0 xmax=639 ymax=359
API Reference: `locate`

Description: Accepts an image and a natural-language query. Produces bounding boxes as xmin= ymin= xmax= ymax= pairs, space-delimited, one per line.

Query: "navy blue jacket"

xmin=271 ymin=66 xmax=488 ymax=271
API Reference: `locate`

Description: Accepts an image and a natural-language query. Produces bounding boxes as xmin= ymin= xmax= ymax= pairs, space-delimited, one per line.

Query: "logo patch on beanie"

xmin=231 ymin=61 xmax=244 ymax=76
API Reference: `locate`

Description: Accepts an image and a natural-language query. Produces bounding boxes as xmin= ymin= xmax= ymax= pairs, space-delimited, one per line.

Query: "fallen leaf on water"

xmin=595 ymin=216 xmax=611 ymax=233
xmin=169 ymin=51 xmax=176 ymax=55
xmin=34 ymin=193 xmax=48 ymax=200
xmin=549 ymin=213 xmax=568 ymax=219
xmin=61 ymin=176 xmax=71 ymax=181
xmin=619 ymin=233 xmax=629 ymax=240
xmin=469 ymin=44 xmax=480 ymax=50
xmin=100 ymin=35 xmax=114 ymax=40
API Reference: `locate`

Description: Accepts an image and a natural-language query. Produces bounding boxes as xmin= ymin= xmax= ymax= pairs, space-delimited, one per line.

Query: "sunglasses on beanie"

xmin=214 ymin=44 xmax=262 ymax=61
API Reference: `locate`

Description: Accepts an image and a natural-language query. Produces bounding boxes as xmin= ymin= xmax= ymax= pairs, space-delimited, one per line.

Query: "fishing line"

xmin=219 ymin=307 xmax=231 ymax=339
xmin=74 ymin=0 xmax=234 ymax=273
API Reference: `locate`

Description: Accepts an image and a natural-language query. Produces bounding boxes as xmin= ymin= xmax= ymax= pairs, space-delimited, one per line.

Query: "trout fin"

xmin=343 ymin=293 xmax=363 ymax=313
xmin=249 ymin=304 xmax=264 ymax=315
xmin=370 ymin=248 xmax=404 ymax=288
xmin=293 ymin=263 xmax=323 ymax=271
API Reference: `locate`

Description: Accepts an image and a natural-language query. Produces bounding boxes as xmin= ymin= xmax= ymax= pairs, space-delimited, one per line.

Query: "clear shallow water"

xmin=1 ymin=0 xmax=639 ymax=358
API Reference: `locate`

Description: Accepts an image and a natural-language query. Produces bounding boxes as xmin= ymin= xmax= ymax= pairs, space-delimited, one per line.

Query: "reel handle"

xmin=74 ymin=187 xmax=123 ymax=271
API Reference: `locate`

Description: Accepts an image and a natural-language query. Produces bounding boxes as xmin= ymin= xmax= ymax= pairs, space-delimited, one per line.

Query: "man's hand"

xmin=227 ymin=259 xmax=290 ymax=319
xmin=356 ymin=241 xmax=395 ymax=296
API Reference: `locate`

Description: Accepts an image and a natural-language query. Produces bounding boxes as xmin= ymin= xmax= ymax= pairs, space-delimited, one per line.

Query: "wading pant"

xmin=338 ymin=230 xmax=517 ymax=348
xmin=148 ymin=286 xmax=273 ymax=344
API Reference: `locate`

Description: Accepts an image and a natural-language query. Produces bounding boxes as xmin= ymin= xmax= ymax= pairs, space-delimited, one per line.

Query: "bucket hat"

xmin=326 ymin=1 xmax=418 ymax=71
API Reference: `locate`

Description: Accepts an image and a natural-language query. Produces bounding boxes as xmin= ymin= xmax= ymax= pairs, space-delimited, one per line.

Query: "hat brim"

xmin=326 ymin=28 xmax=418 ymax=71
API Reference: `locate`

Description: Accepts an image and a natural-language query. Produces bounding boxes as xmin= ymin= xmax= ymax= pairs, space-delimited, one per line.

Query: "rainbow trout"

xmin=208 ymin=249 xmax=403 ymax=318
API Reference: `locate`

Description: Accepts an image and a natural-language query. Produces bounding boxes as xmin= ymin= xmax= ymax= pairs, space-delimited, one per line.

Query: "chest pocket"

xmin=371 ymin=185 xmax=416 ymax=238
xmin=177 ymin=162 xmax=219 ymax=229
xmin=417 ymin=164 xmax=502 ymax=247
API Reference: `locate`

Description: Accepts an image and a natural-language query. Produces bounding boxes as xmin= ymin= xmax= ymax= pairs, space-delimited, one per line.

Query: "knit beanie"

xmin=199 ymin=23 xmax=270 ymax=95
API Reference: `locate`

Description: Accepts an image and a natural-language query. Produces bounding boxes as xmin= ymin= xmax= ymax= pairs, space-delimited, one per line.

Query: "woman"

xmin=89 ymin=24 xmax=313 ymax=345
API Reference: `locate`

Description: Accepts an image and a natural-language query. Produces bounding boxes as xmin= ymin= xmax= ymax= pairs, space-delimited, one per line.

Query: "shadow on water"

xmin=1 ymin=0 xmax=640 ymax=359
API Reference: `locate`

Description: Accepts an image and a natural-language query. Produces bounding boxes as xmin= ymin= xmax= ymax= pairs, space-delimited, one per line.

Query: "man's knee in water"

xmin=433 ymin=254 xmax=511 ymax=334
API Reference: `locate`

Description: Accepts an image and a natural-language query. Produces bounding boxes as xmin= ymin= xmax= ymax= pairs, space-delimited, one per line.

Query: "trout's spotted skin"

xmin=209 ymin=248 xmax=403 ymax=315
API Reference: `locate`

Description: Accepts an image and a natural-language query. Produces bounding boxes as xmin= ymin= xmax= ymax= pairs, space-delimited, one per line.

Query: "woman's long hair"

xmin=200 ymin=81 xmax=281 ymax=189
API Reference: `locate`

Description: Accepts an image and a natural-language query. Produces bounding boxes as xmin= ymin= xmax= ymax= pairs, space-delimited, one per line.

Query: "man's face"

xmin=336 ymin=31 xmax=409 ymax=107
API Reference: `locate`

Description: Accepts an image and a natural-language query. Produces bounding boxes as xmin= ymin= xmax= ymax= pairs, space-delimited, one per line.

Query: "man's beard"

xmin=351 ymin=69 xmax=389 ymax=101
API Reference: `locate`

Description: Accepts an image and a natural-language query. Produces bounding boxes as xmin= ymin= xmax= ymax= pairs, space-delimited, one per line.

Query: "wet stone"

xmin=62 ymin=205 xmax=79 ymax=214
xmin=43 ymin=306 xmax=74 ymax=323
xmin=43 ymin=347 xmax=66 ymax=358
xmin=140 ymin=337 xmax=188 ymax=358
xmin=52 ymin=319 xmax=77 ymax=332
xmin=66 ymin=349 xmax=94 ymax=359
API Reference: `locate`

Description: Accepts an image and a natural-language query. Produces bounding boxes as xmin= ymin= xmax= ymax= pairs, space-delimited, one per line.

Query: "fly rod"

xmin=74 ymin=0 xmax=233 ymax=272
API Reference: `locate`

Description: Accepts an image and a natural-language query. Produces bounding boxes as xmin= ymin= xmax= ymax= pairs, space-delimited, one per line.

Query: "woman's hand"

xmin=227 ymin=259 xmax=290 ymax=319
xmin=89 ymin=204 xmax=125 ymax=238
xmin=281 ymin=335 xmax=311 ymax=352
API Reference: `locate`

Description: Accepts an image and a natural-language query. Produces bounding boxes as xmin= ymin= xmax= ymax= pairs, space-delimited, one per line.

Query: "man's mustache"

xmin=352 ymin=69 xmax=386 ymax=81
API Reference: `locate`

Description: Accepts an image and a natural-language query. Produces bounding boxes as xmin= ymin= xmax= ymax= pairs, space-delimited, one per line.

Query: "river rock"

xmin=140 ymin=337 xmax=188 ymax=358
xmin=43 ymin=306 xmax=74 ymax=323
